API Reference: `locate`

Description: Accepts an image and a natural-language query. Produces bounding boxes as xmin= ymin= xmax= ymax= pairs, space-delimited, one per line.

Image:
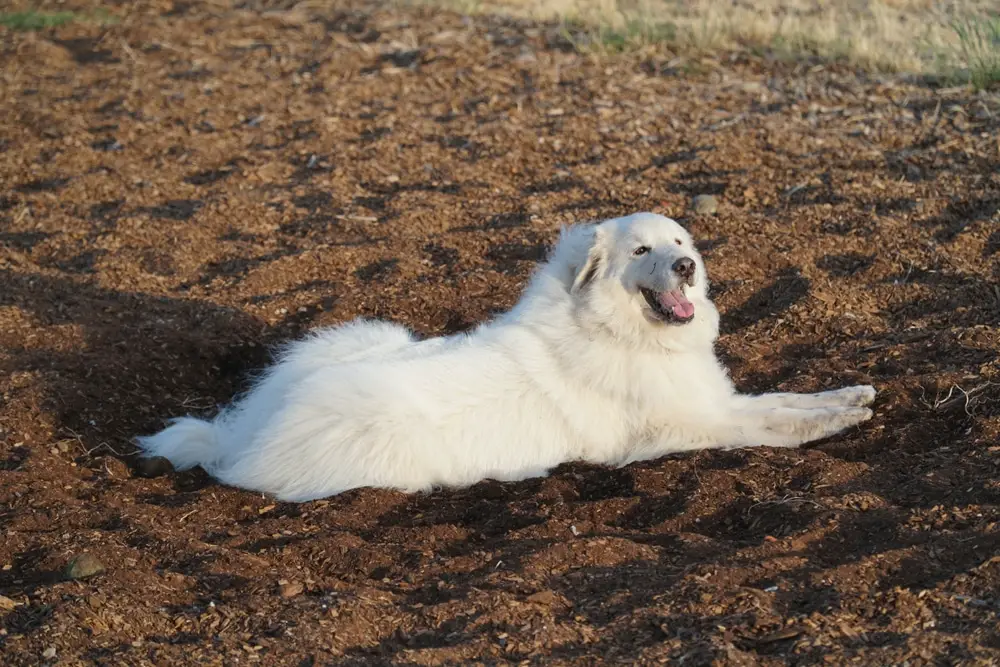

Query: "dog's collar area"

xmin=640 ymin=287 xmax=695 ymax=324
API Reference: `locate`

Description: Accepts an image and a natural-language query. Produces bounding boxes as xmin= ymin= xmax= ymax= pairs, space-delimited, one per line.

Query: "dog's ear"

xmin=570 ymin=224 xmax=608 ymax=293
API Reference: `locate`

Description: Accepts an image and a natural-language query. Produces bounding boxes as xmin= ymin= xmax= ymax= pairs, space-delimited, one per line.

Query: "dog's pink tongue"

xmin=658 ymin=290 xmax=695 ymax=319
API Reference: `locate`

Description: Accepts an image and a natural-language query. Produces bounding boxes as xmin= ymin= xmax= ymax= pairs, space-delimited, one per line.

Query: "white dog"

xmin=136 ymin=212 xmax=875 ymax=502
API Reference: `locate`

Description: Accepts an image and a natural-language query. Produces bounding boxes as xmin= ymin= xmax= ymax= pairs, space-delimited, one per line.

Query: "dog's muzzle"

xmin=640 ymin=287 xmax=695 ymax=324
xmin=640 ymin=255 xmax=697 ymax=324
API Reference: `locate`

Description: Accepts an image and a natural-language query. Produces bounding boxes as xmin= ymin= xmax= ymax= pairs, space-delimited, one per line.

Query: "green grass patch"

xmin=0 ymin=8 xmax=117 ymax=32
xmin=0 ymin=10 xmax=78 ymax=31
xmin=952 ymin=15 xmax=1000 ymax=90
xmin=594 ymin=18 xmax=677 ymax=53
xmin=553 ymin=15 xmax=680 ymax=57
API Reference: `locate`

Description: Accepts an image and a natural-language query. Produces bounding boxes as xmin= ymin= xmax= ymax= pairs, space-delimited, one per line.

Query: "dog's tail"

xmin=135 ymin=417 xmax=220 ymax=471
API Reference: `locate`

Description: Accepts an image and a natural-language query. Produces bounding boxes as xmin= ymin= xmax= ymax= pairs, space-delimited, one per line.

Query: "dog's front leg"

xmin=622 ymin=403 xmax=873 ymax=466
xmin=732 ymin=385 xmax=876 ymax=410
xmin=738 ymin=404 xmax=874 ymax=446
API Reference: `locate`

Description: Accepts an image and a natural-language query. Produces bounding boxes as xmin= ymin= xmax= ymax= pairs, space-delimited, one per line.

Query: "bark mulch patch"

xmin=1 ymin=1 xmax=999 ymax=664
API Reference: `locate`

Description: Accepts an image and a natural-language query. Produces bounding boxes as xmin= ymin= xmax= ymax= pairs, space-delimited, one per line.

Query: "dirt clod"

xmin=279 ymin=581 xmax=305 ymax=598
xmin=526 ymin=589 xmax=564 ymax=606
xmin=134 ymin=456 xmax=175 ymax=478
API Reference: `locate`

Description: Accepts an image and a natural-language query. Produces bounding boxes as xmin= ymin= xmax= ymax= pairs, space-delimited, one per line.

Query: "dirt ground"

xmin=1 ymin=1 xmax=999 ymax=665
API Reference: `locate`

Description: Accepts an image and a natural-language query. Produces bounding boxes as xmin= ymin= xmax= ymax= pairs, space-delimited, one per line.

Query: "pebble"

xmin=692 ymin=194 xmax=719 ymax=215
xmin=134 ymin=456 xmax=174 ymax=478
xmin=42 ymin=647 xmax=57 ymax=659
xmin=513 ymin=51 xmax=537 ymax=65
xmin=65 ymin=553 xmax=106 ymax=580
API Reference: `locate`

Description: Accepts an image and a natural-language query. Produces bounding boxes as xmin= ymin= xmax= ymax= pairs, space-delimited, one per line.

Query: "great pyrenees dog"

xmin=137 ymin=212 xmax=875 ymax=502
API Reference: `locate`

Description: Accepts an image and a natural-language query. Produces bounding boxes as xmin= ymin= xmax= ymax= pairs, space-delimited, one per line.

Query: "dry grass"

xmin=407 ymin=0 xmax=1000 ymax=81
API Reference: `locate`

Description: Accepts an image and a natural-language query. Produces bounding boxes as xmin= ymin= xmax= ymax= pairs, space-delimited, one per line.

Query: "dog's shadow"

xmin=0 ymin=269 xmax=272 ymax=479
xmin=719 ymin=266 xmax=811 ymax=336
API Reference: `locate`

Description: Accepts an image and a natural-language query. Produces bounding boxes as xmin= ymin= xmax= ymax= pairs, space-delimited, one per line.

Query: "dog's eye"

xmin=674 ymin=238 xmax=683 ymax=246
xmin=633 ymin=246 xmax=651 ymax=256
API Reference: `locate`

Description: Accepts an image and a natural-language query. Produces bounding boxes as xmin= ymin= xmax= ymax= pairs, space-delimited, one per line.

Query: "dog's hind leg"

xmin=283 ymin=320 xmax=416 ymax=365
xmin=732 ymin=385 xmax=876 ymax=410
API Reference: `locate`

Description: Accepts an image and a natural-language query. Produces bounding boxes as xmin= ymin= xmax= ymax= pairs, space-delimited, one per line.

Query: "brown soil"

xmin=2 ymin=1 xmax=1000 ymax=665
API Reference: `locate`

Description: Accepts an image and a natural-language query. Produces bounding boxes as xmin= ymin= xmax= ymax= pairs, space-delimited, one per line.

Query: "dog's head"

xmin=551 ymin=212 xmax=720 ymax=350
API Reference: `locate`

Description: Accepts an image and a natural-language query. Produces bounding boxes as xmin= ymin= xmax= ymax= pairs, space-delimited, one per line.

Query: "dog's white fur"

xmin=137 ymin=212 xmax=875 ymax=502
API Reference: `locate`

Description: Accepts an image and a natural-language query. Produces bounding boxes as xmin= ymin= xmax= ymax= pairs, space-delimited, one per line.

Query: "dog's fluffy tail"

xmin=136 ymin=417 xmax=220 ymax=471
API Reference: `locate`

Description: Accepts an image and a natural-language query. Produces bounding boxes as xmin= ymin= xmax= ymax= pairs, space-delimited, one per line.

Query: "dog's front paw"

xmin=836 ymin=406 xmax=873 ymax=427
xmin=841 ymin=385 xmax=877 ymax=407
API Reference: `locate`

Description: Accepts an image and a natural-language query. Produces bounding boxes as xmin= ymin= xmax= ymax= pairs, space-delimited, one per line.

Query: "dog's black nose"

xmin=672 ymin=257 xmax=695 ymax=280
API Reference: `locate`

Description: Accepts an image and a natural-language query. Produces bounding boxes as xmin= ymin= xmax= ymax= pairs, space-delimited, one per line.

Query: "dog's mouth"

xmin=640 ymin=287 xmax=695 ymax=324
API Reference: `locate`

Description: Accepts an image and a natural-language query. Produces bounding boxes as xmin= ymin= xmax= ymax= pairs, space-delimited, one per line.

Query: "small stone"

xmin=514 ymin=51 xmax=537 ymax=65
xmin=279 ymin=581 xmax=304 ymax=598
xmin=692 ymin=194 xmax=719 ymax=216
xmin=65 ymin=553 xmax=106 ymax=580
xmin=134 ymin=456 xmax=174 ymax=478
xmin=42 ymin=647 xmax=57 ymax=659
